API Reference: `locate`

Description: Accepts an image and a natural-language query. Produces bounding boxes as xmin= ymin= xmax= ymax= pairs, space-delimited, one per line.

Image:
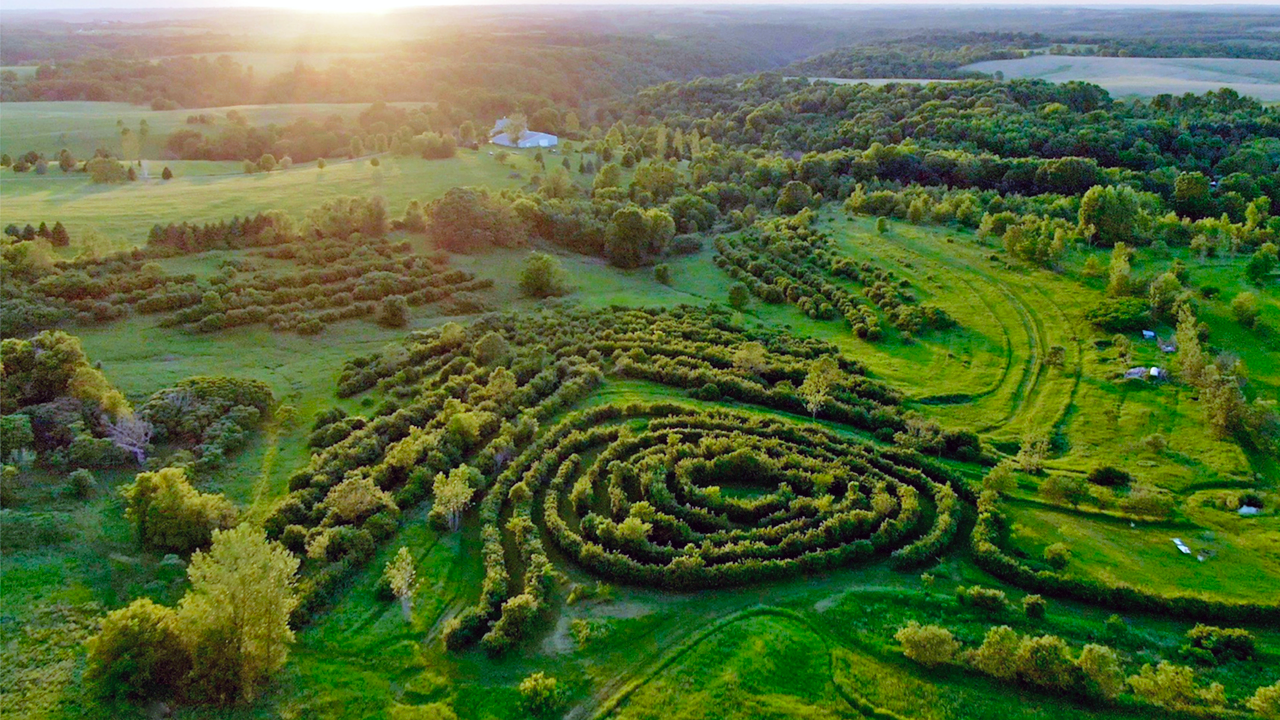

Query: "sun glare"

xmin=276 ymin=0 xmax=420 ymax=14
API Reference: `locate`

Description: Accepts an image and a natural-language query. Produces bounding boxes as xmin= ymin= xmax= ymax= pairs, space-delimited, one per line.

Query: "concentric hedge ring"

xmin=445 ymin=402 xmax=964 ymax=653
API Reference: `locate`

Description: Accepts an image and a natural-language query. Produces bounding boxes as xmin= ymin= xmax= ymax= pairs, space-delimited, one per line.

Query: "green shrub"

xmin=1182 ymin=624 xmax=1255 ymax=664
xmin=1087 ymin=465 xmax=1133 ymax=486
xmin=895 ymin=621 xmax=959 ymax=668
xmin=85 ymin=598 xmax=191 ymax=702
xmin=1085 ymin=297 xmax=1151 ymax=332
xmin=518 ymin=672 xmax=565 ymax=717
xmin=121 ymin=467 xmax=236 ymax=554
xmin=66 ymin=468 xmax=97 ymax=499
xmin=1043 ymin=543 xmax=1072 ymax=570
xmin=1022 ymin=594 xmax=1048 ymax=619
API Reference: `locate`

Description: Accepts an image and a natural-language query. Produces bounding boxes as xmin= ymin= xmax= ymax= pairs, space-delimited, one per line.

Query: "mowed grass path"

xmin=816 ymin=214 xmax=1084 ymax=446
xmin=782 ymin=215 xmax=1255 ymax=490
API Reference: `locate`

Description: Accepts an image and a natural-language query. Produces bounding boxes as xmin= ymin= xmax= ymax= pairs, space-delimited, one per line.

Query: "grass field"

xmin=0 ymin=101 xmax=426 ymax=159
xmin=961 ymin=55 xmax=1280 ymax=100
xmin=0 ymin=150 xmax=550 ymax=249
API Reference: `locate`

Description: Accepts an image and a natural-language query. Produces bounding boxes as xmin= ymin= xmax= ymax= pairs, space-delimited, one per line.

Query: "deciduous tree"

xmin=179 ymin=524 xmax=300 ymax=704
xmin=383 ymin=546 xmax=418 ymax=621
xmin=799 ymin=355 xmax=841 ymax=418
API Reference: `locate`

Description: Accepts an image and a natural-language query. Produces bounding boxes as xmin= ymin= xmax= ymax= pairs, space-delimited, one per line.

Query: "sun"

xmin=268 ymin=0 xmax=423 ymax=14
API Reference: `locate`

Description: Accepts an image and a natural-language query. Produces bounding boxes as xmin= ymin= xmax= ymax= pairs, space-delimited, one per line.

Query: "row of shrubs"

xmin=273 ymin=307 xmax=979 ymax=645
xmin=445 ymin=400 xmax=967 ymax=653
xmin=715 ymin=212 xmax=953 ymax=338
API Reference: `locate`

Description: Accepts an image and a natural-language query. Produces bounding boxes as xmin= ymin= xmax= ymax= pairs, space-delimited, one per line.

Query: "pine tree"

xmin=50 ymin=221 xmax=70 ymax=247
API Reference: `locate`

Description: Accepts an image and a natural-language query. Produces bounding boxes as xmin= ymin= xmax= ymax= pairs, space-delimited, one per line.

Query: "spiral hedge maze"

xmin=262 ymin=302 xmax=1280 ymax=662
xmin=263 ymin=306 xmax=981 ymax=650
xmin=446 ymin=403 xmax=967 ymax=654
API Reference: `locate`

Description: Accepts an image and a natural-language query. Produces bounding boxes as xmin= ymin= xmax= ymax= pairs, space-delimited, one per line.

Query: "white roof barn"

xmin=490 ymin=118 xmax=558 ymax=149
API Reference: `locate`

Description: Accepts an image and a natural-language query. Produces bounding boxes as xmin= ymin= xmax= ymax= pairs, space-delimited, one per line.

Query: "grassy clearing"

xmin=0 ymin=150 xmax=550 ymax=250
xmin=0 ymin=100 xmax=420 ymax=159
xmin=798 ymin=213 xmax=1083 ymax=447
xmin=1005 ymin=501 xmax=1280 ymax=604
xmin=961 ymin=55 xmax=1280 ymax=100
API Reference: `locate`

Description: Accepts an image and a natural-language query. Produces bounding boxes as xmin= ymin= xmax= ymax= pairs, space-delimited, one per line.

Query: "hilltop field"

xmin=962 ymin=55 xmax=1280 ymax=100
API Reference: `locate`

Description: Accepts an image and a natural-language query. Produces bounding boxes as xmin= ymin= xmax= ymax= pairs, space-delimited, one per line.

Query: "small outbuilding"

xmin=490 ymin=118 xmax=558 ymax=149
xmin=1172 ymin=538 xmax=1192 ymax=554
xmin=1239 ymin=506 xmax=1260 ymax=517
xmin=1142 ymin=330 xmax=1156 ymax=340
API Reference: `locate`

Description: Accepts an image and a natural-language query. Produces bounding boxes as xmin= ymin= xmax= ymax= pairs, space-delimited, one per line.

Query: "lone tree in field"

xmin=383 ymin=546 xmax=419 ymax=621
xmin=519 ymin=252 xmax=570 ymax=298
xmin=179 ymin=524 xmax=300 ymax=704
xmin=86 ymin=157 xmax=127 ymax=184
xmin=50 ymin=221 xmax=70 ymax=247
xmin=1106 ymin=242 xmax=1132 ymax=297
xmin=1174 ymin=305 xmax=1206 ymax=386
xmin=799 ymin=355 xmax=841 ymax=418
xmin=161 ymin=166 xmax=173 ymax=180
xmin=431 ymin=465 xmax=478 ymax=531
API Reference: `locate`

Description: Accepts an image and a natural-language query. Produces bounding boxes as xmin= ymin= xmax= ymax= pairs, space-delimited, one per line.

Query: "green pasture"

xmin=1005 ymin=501 xmax=1280 ymax=605
xmin=960 ymin=55 xmax=1280 ymax=100
xmin=4 ymin=103 xmax=1279 ymax=717
xmin=0 ymin=150 xmax=555 ymax=249
xmin=0 ymin=101 xmax=425 ymax=159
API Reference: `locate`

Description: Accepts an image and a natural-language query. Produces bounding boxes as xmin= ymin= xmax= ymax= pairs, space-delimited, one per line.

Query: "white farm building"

xmin=490 ymin=118 xmax=558 ymax=148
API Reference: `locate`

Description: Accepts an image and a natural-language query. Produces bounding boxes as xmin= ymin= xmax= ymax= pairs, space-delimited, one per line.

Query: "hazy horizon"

xmin=8 ymin=0 xmax=1280 ymax=13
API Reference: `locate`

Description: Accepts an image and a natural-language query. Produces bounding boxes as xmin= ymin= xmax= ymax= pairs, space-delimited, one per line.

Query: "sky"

xmin=10 ymin=0 xmax=1280 ymax=12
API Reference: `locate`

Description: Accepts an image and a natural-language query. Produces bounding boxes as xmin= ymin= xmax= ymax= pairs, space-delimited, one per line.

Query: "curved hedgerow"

xmin=267 ymin=304 xmax=979 ymax=648
xmin=441 ymin=401 xmax=962 ymax=654
xmin=715 ymin=212 xmax=954 ymax=339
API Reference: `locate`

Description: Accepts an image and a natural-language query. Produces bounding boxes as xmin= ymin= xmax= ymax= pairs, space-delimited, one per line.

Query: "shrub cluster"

xmin=714 ymin=211 xmax=952 ymax=339
xmin=273 ymin=305 xmax=973 ymax=642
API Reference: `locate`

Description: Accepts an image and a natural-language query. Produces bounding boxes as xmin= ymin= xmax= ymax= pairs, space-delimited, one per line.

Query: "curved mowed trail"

xmin=831 ymin=218 xmax=1086 ymax=444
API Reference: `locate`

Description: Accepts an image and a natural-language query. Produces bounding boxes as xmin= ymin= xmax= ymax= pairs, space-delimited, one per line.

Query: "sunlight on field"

xmin=963 ymin=55 xmax=1280 ymax=100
